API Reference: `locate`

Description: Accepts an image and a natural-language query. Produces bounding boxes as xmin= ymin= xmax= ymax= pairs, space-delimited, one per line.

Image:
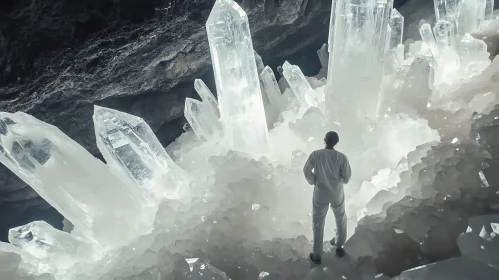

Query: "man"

xmin=303 ymin=131 xmax=351 ymax=264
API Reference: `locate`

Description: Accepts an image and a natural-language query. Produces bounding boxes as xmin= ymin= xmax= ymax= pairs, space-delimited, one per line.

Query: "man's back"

xmin=303 ymin=149 xmax=351 ymax=203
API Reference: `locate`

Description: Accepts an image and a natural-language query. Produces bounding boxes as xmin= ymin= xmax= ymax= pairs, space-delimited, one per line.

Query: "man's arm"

xmin=340 ymin=156 xmax=351 ymax=184
xmin=303 ymin=152 xmax=316 ymax=185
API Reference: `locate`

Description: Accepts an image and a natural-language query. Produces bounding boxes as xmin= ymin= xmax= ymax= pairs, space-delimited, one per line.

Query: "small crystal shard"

xmin=206 ymin=0 xmax=269 ymax=154
xmin=478 ymin=170 xmax=489 ymax=187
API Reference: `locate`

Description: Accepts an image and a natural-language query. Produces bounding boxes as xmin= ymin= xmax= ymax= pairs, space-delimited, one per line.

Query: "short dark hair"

xmin=325 ymin=131 xmax=339 ymax=146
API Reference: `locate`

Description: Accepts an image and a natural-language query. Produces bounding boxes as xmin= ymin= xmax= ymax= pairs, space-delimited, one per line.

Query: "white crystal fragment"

xmin=491 ymin=223 xmax=499 ymax=235
xmin=258 ymin=271 xmax=270 ymax=279
xmin=479 ymin=226 xmax=492 ymax=241
xmin=478 ymin=171 xmax=489 ymax=187
xmin=252 ymin=203 xmax=260 ymax=211
xmin=394 ymin=228 xmax=404 ymax=234
xmin=206 ymin=0 xmax=269 ymax=154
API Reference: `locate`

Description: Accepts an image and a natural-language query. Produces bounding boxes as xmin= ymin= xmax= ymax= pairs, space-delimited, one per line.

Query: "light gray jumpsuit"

xmin=303 ymin=149 xmax=351 ymax=256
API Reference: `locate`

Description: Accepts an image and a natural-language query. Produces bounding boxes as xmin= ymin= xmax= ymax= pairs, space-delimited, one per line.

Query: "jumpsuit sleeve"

xmin=303 ymin=151 xmax=316 ymax=185
xmin=340 ymin=156 xmax=352 ymax=184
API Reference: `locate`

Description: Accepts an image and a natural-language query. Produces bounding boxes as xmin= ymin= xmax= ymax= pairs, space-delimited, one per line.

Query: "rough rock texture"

xmin=0 ymin=0 xmax=336 ymax=241
xmin=343 ymin=105 xmax=499 ymax=278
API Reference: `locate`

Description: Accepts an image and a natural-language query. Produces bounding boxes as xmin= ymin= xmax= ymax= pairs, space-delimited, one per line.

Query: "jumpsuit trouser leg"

xmin=312 ymin=192 xmax=347 ymax=256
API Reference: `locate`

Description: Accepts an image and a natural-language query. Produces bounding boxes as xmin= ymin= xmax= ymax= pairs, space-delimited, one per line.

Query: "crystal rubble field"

xmin=1 ymin=0 xmax=499 ymax=279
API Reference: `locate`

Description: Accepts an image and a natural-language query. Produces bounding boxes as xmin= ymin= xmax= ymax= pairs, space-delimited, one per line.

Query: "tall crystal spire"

xmin=326 ymin=0 xmax=397 ymax=122
xmin=434 ymin=0 xmax=460 ymax=23
xmin=206 ymin=0 xmax=269 ymax=154
xmin=389 ymin=9 xmax=404 ymax=50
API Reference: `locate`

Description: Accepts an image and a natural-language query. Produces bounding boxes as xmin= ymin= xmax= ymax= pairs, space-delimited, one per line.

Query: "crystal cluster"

xmin=0 ymin=0 xmax=499 ymax=279
xmin=184 ymin=79 xmax=223 ymax=142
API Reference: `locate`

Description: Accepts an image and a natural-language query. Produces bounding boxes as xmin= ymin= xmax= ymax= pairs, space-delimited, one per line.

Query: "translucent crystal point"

xmin=420 ymin=22 xmax=439 ymax=57
xmin=373 ymin=0 xmax=392 ymax=57
xmin=184 ymin=98 xmax=223 ymax=142
xmin=458 ymin=34 xmax=491 ymax=76
xmin=93 ymin=106 xmax=186 ymax=200
xmin=389 ymin=9 xmax=404 ymax=50
xmin=260 ymin=66 xmax=283 ymax=110
xmin=206 ymin=0 xmax=269 ymax=154
xmin=457 ymin=0 xmax=487 ymax=36
xmin=317 ymin=44 xmax=329 ymax=70
xmin=433 ymin=20 xmax=460 ymax=84
xmin=485 ymin=0 xmax=494 ymax=20
xmin=9 ymin=221 xmax=92 ymax=261
xmin=0 ymin=112 xmax=150 ymax=247
xmin=282 ymin=61 xmax=318 ymax=107
xmin=194 ymin=79 xmax=220 ymax=119
xmin=254 ymin=50 xmax=265 ymax=74
xmin=434 ymin=0 xmax=460 ymax=23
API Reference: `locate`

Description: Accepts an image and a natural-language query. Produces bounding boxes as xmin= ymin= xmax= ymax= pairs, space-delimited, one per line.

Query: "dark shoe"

xmin=336 ymin=247 xmax=346 ymax=257
xmin=331 ymin=238 xmax=346 ymax=257
xmin=330 ymin=238 xmax=336 ymax=247
xmin=309 ymin=253 xmax=321 ymax=264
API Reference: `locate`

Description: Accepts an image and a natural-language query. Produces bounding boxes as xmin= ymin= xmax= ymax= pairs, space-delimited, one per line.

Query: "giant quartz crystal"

xmin=0 ymin=112 xmax=151 ymax=247
xmin=206 ymin=0 xmax=269 ymax=154
xmin=326 ymin=0 xmax=403 ymax=123
xmin=94 ymin=106 xmax=187 ymax=200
